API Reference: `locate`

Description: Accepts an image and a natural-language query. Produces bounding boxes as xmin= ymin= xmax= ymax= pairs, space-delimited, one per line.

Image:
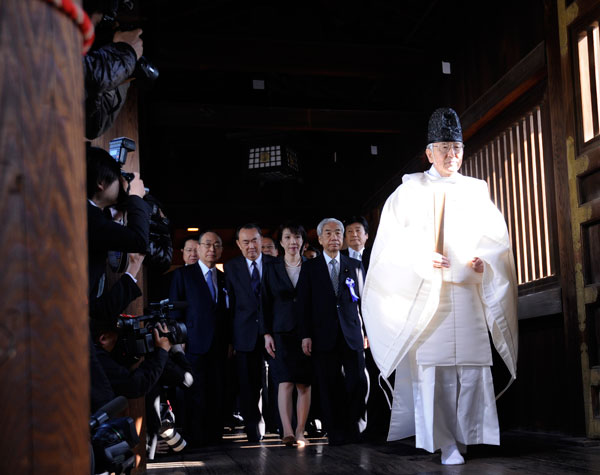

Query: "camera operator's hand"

xmin=153 ymin=322 xmax=172 ymax=352
xmin=126 ymin=252 xmax=145 ymax=278
xmin=120 ymin=172 xmax=146 ymax=198
xmin=113 ymin=29 xmax=143 ymax=60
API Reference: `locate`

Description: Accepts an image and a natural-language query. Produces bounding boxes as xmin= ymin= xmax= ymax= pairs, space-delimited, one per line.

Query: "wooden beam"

xmin=518 ymin=287 xmax=563 ymax=319
xmin=461 ymin=42 xmax=547 ymax=141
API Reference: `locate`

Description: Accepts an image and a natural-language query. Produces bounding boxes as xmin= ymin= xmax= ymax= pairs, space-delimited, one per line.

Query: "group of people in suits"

xmin=168 ymin=216 xmax=385 ymax=448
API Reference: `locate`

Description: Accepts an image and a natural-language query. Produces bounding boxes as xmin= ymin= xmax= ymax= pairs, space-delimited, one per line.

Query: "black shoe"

xmin=306 ymin=419 xmax=325 ymax=438
xmin=246 ymin=424 xmax=262 ymax=442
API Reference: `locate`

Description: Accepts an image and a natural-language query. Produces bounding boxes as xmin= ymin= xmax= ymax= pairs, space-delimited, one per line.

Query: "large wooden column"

xmin=0 ymin=1 xmax=89 ymax=473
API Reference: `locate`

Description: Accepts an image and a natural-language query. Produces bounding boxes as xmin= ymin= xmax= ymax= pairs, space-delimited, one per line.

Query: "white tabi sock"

xmin=441 ymin=444 xmax=465 ymax=465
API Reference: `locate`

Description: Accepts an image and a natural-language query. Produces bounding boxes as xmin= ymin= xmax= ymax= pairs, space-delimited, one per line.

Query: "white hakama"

xmin=362 ymin=169 xmax=518 ymax=453
xmin=412 ymin=365 xmax=499 ymax=452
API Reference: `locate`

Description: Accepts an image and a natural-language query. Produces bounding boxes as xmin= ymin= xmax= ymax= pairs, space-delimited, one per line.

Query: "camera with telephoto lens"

xmin=90 ymin=0 xmax=160 ymax=87
xmin=115 ymin=299 xmax=188 ymax=359
xmin=158 ymin=400 xmax=186 ymax=453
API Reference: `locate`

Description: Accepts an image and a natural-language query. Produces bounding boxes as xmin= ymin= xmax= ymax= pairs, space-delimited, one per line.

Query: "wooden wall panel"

xmin=580 ymin=166 xmax=600 ymax=202
xmin=583 ymin=222 xmax=600 ymax=285
xmin=0 ymin=1 xmax=89 ymax=473
xmin=496 ymin=314 xmax=572 ymax=432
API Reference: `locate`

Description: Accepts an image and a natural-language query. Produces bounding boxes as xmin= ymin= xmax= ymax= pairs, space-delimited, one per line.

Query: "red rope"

xmin=41 ymin=0 xmax=95 ymax=55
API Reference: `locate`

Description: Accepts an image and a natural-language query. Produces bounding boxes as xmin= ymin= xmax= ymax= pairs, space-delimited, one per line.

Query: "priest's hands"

xmin=432 ymin=252 xmax=450 ymax=268
xmin=471 ymin=257 xmax=484 ymax=273
xmin=432 ymin=253 xmax=484 ymax=272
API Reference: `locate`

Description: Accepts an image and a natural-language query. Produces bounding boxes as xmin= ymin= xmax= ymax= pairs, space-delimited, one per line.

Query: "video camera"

xmin=90 ymin=396 xmax=139 ymax=475
xmin=115 ymin=299 xmax=188 ymax=358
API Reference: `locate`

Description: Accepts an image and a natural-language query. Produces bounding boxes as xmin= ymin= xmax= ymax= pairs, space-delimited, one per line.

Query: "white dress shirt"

xmin=348 ymin=247 xmax=365 ymax=261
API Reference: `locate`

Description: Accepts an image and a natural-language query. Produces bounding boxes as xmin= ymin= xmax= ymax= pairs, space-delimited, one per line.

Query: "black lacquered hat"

xmin=427 ymin=107 xmax=463 ymax=143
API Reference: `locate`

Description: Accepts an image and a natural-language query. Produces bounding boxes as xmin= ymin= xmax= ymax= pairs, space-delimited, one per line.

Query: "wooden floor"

xmin=146 ymin=430 xmax=600 ymax=474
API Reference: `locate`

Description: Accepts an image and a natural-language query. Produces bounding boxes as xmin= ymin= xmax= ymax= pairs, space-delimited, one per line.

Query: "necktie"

xmin=251 ymin=261 xmax=260 ymax=297
xmin=330 ymin=259 xmax=339 ymax=296
xmin=206 ymin=268 xmax=216 ymax=302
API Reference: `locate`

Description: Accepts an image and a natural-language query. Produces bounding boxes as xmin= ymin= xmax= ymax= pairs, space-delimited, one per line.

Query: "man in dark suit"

xmin=298 ymin=218 xmax=368 ymax=445
xmin=342 ymin=215 xmax=390 ymax=440
xmin=181 ymin=237 xmax=200 ymax=266
xmin=342 ymin=215 xmax=371 ymax=271
xmin=225 ymin=224 xmax=276 ymax=442
xmin=169 ymin=231 xmax=229 ymax=446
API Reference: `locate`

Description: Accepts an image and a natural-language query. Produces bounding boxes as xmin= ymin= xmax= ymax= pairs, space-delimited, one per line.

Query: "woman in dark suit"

xmin=260 ymin=222 xmax=312 ymax=447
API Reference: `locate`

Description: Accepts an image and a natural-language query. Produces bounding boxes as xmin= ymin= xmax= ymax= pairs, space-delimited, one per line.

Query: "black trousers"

xmin=362 ymin=348 xmax=392 ymax=439
xmin=235 ymin=343 xmax=264 ymax=439
xmin=186 ymin=341 xmax=227 ymax=446
xmin=312 ymin=332 xmax=367 ymax=444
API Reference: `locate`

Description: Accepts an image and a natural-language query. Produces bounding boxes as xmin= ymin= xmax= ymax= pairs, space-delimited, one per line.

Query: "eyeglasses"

xmin=433 ymin=142 xmax=464 ymax=154
xmin=200 ymin=242 xmax=222 ymax=250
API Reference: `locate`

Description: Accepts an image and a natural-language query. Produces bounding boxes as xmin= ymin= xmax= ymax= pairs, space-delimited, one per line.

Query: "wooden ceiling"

xmin=134 ymin=0 xmax=543 ymax=231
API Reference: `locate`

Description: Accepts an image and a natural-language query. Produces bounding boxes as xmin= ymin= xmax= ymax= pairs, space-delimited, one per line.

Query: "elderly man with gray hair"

xmin=296 ymin=218 xmax=368 ymax=445
xmin=362 ymin=108 xmax=517 ymax=465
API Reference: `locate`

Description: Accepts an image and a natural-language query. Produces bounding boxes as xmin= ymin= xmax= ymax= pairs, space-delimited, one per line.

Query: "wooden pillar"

xmin=544 ymin=0 xmax=600 ymax=436
xmin=0 ymin=1 xmax=89 ymax=473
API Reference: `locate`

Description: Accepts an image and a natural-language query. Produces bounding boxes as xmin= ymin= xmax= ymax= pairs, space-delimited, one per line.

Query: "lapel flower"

xmin=345 ymin=277 xmax=359 ymax=302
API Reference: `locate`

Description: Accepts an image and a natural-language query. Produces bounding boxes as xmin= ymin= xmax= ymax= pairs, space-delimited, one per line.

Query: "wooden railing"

xmin=462 ymin=105 xmax=555 ymax=285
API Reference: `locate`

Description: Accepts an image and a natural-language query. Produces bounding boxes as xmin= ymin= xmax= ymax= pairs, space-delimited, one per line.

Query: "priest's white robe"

xmin=362 ymin=168 xmax=518 ymax=451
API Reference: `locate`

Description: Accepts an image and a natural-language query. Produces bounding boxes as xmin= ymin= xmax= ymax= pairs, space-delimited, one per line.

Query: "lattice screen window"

xmin=462 ymin=106 xmax=555 ymax=285
xmin=248 ymin=145 xmax=282 ymax=169
xmin=576 ymin=20 xmax=600 ymax=143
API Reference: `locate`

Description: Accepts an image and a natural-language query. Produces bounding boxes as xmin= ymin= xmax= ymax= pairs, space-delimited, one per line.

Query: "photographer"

xmin=87 ymin=146 xmax=150 ymax=308
xmin=92 ymin=306 xmax=193 ymax=458
xmin=92 ymin=319 xmax=171 ymax=399
xmin=83 ymin=1 xmax=143 ymax=139
xmin=87 ymin=145 xmax=150 ymax=411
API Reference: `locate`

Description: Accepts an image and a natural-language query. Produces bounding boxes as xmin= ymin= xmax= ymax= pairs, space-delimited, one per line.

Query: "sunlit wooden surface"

xmin=146 ymin=430 xmax=600 ymax=474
